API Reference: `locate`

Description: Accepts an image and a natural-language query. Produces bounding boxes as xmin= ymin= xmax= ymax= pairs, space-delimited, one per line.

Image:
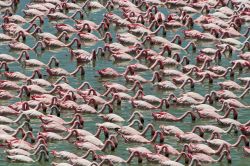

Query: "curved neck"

xmin=67 ymin=38 xmax=81 ymax=48
xmin=54 ymin=76 xmax=68 ymax=85
xmin=216 ymin=151 xmax=228 ymax=162
xmin=82 ymin=149 xmax=96 ymax=159
xmin=71 ymin=66 xmax=84 ymax=76
xmin=219 ymin=102 xmax=228 ymax=112
xmin=223 ymin=108 xmax=238 ymax=120
xmin=14 ymin=114 xmax=28 ymax=123
xmin=58 ymin=31 xmax=68 ymax=40
xmin=128 ymin=120 xmax=143 ymax=130
xmin=130 ymin=81 xmax=142 ymax=91
xmin=17 ymin=86 xmax=30 ymax=98
xmin=240 ymin=87 xmax=250 ymax=98
xmin=30 ymin=70 xmax=42 ymax=79
xmin=49 ymin=85 xmax=61 ymax=94
xmin=178 ymin=111 xmax=196 ymax=121
xmin=232 ymin=135 xmax=248 ymax=147
xmin=126 ymin=152 xmax=142 ymax=163
xmin=180 ymin=56 xmax=190 ymax=65
xmin=201 ymin=94 xmax=212 ymax=104
xmin=175 ymin=152 xmax=188 ymax=162
xmin=189 ymin=158 xmax=201 ymax=166
xmin=71 ymin=10 xmax=83 ymax=20
xmin=12 ymin=127 xmax=24 ymax=137
xmin=157 ymin=99 xmax=169 ymax=110
xmin=102 ymin=88 xmax=114 ymax=97
xmin=101 ymin=140 xmax=115 ymax=151
xmin=26 ymin=23 xmax=37 ymax=32
xmin=150 ymin=131 xmax=164 ymax=143
xmin=97 ymin=104 xmax=113 ymax=113
xmin=0 ymin=62 xmax=9 ymax=71
xmin=240 ymin=42 xmax=250 ymax=51
xmin=134 ymin=90 xmax=144 ymax=99
xmin=225 ymin=124 xmax=236 ymax=133
xmin=78 ymin=82 xmax=92 ymax=90
xmin=180 ymin=78 xmax=194 ymax=89
xmin=17 ymin=51 xmax=29 ymax=61
xmin=47 ymin=56 xmax=58 ymax=67
xmin=171 ymin=35 xmax=182 ymax=45
xmin=151 ymin=71 xmax=162 ymax=83
xmin=127 ymin=111 xmax=144 ymax=123
xmin=140 ymin=124 xmax=155 ymax=136
xmin=122 ymin=66 xmax=134 ymax=76
xmin=64 ymin=130 xmax=78 ymax=140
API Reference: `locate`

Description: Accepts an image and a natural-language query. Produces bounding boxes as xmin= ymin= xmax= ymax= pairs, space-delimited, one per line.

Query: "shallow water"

xmin=0 ymin=0 xmax=250 ymax=166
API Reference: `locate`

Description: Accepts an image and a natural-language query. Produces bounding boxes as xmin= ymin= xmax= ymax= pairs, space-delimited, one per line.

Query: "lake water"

xmin=0 ymin=0 xmax=250 ymax=166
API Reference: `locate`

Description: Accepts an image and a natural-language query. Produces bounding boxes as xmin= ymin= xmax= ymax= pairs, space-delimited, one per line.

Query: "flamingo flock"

xmin=0 ymin=0 xmax=249 ymax=165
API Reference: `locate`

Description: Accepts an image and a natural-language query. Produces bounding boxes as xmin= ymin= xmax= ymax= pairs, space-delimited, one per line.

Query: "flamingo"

xmin=154 ymin=77 xmax=195 ymax=90
xmin=23 ymin=55 xmax=59 ymax=68
xmin=0 ymin=127 xmax=25 ymax=143
xmin=46 ymin=65 xmax=84 ymax=76
xmin=0 ymin=51 xmax=29 ymax=62
xmin=97 ymin=66 xmax=134 ymax=77
xmin=99 ymin=113 xmax=125 ymax=122
xmin=152 ymin=111 xmax=196 ymax=122
xmin=74 ymin=139 xmax=116 ymax=152
xmin=0 ymin=113 xmax=30 ymax=124
xmin=0 ymin=30 xmax=25 ymax=41
xmin=78 ymin=32 xmax=112 ymax=43
xmin=207 ymin=133 xmax=249 ymax=148
xmin=8 ymin=41 xmax=45 ymax=51
xmin=134 ymin=90 xmax=162 ymax=104
xmin=125 ymin=71 xmax=162 ymax=83
xmin=183 ymin=143 xmax=229 ymax=155
xmin=219 ymin=98 xmax=250 ymax=108
xmin=116 ymin=122 xmax=154 ymax=136
xmin=144 ymin=151 xmax=188 ymax=164
xmin=41 ymin=120 xmax=82 ymax=133
xmin=5 ymin=144 xmax=46 ymax=157
xmin=71 ymin=126 xmax=109 ymax=140
xmin=155 ymin=144 xmax=181 ymax=157
xmin=218 ymin=80 xmax=250 ymax=90
xmin=127 ymin=146 xmax=153 ymax=156
xmin=51 ymin=149 xmax=95 ymax=160
xmin=7 ymin=150 xmax=49 ymax=163
xmin=38 ymin=130 xmax=78 ymax=141
xmin=47 ymin=9 xmax=84 ymax=20
xmin=130 ymin=98 xmax=169 ymax=110
xmin=82 ymin=0 xmax=113 ymax=10
xmin=8 ymin=137 xmax=47 ymax=152
xmin=4 ymin=13 xmax=44 ymax=24
xmin=167 ymin=93 xmax=213 ymax=105
xmin=95 ymin=151 xmax=142 ymax=164
xmin=196 ymin=107 xmax=238 ymax=120
xmin=217 ymin=118 xmax=250 ymax=127
xmin=118 ymin=130 xmax=164 ymax=144
xmin=160 ymin=125 xmax=185 ymax=136
xmin=0 ymin=80 xmax=21 ymax=90
xmin=103 ymin=81 xmax=142 ymax=92
xmin=175 ymin=126 xmax=206 ymax=143
xmin=191 ymin=124 xmax=238 ymax=134
xmin=187 ymin=150 xmax=231 ymax=164
xmin=191 ymin=102 xmax=228 ymax=112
